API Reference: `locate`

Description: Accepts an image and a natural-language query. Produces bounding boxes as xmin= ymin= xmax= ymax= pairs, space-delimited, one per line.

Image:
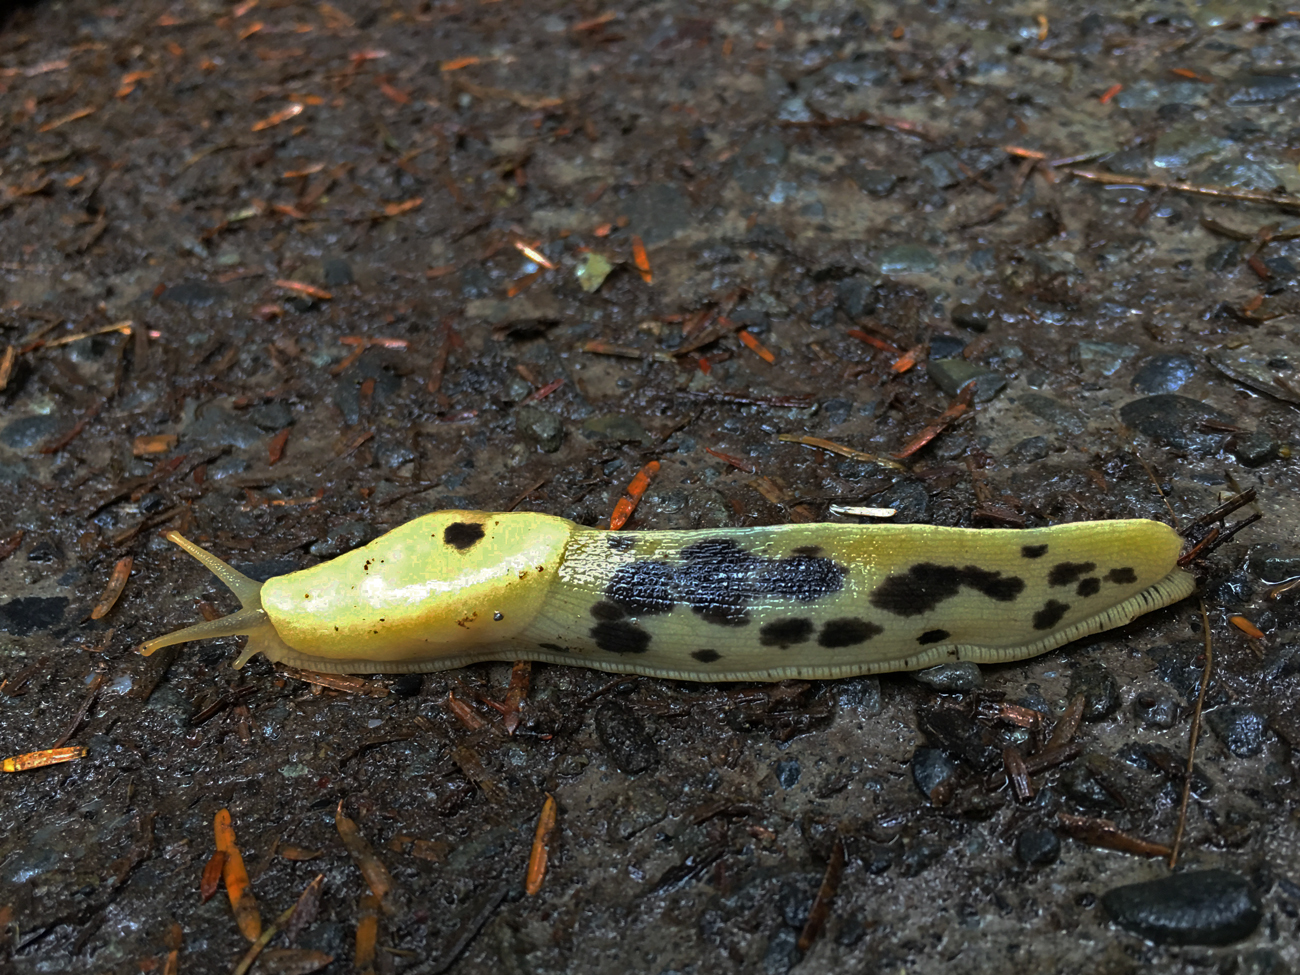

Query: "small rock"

xmin=1017 ymin=393 xmax=1086 ymax=435
xmin=919 ymin=151 xmax=963 ymax=188
xmin=928 ymin=334 xmax=966 ymax=359
xmin=899 ymin=842 xmax=947 ymax=877
xmin=1119 ymin=395 xmax=1235 ymax=453
xmin=1204 ymin=706 xmax=1268 ymax=757
xmin=774 ymin=758 xmax=801 ymax=789
xmin=1132 ymin=355 xmax=1197 ymax=395
xmin=1133 ymin=691 xmax=1180 ymax=729
xmin=1101 ymin=869 xmax=1262 ymax=945
xmin=835 ymin=678 xmax=882 ymax=715
xmin=1227 ymin=72 xmax=1300 ymax=104
xmin=836 ymin=276 xmax=877 ymax=318
xmin=389 ymin=674 xmax=423 ymax=698
xmin=158 ymin=279 xmax=224 ymax=307
xmin=0 ymin=414 xmax=63 ymax=450
xmin=516 ymin=406 xmax=565 ymax=453
xmin=1231 ymin=430 xmax=1279 ymax=468
xmin=0 ymin=596 xmax=69 ymax=636
xmin=911 ymin=747 xmax=958 ymax=803
xmin=880 ymin=244 xmax=938 ymax=275
xmin=246 ymin=401 xmax=293 ymax=431
xmin=1015 ymin=828 xmax=1061 ymax=866
xmin=1070 ymin=341 xmax=1139 ymax=378
xmin=594 ymin=701 xmax=658 ymax=774
xmin=1205 ymin=242 xmax=1242 ymax=273
xmin=950 ymin=298 xmax=994 ymax=332
xmin=581 ymin=415 xmax=649 ymax=444
xmin=852 ymin=168 xmax=898 ymax=197
xmin=763 ymin=927 xmax=800 ymax=975
xmin=1007 ymin=436 xmax=1050 ymax=464
xmin=1208 ymin=348 xmax=1300 ymax=406
xmin=913 ymin=662 xmax=983 ymax=693
xmin=1068 ymin=663 xmax=1120 ymax=721
xmin=184 ymin=404 xmax=265 ymax=449
xmin=322 ymin=257 xmax=354 ymax=286
xmin=821 ymin=398 xmax=853 ymax=426
xmin=928 ymin=359 xmax=1006 ymax=403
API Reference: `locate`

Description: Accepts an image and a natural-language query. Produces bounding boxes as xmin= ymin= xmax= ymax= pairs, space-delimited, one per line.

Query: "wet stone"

xmin=880 ymin=244 xmax=938 ymax=275
xmin=1204 ymin=706 xmax=1268 ymax=758
xmin=950 ymin=299 xmax=993 ymax=332
xmin=763 ymin=927 xmax=800 ymax=975
xmin=919 ymin=151 xmax=963 ymax=188
xmin=821 ymin=398 xmax=853 ymax=426
xmin=594 ymin=701 xmax=658 ymax=774
xmin=582 ymin=414 xmax=650 ymax=444
xmin=1067 ymin=663 xmax=1120 ymax=721
xmin=1017 ymin=393 xmax=1086 ymax=435
xmin=899 ymin=841 xmax=947 ymax=878
xmin=1231 ymin=430 xmax=1279 ymax=468
xmin=774 ymin=758 xmax=801 ymax=789
xmin=1 ymin=414 xmax=62 ymax=450
xmin=516 ymin=406 xmax=565 ymax=453
xmin=1015 ymin=828 xmax=1061 ymax=867
xmin=246 ymin=401 xmax=293 ymax=431
xmin=309 ymin=521 xmax=380 ymax=559
xmin=1206 ymin=242 xmax=1242 ymax=272
xmin=0 ymin=596 xmax=68 ymax=635
xmin=912 ymin=662 xmax=983 ymax=693
xmin=1199 ymin=157 xmax=1286 ymax=192
xmin=1070 ymin=341 xmax=1139 ymax=378
xmin=1060 ymin=758 xmax=1122 ymax=811
xmin=852 ymin=168 xmax=898 ymax=197
xmin=1101 ymin=869 xmax=1263 ymax=946
xmin=184 ymin=405 xmax=266 ymax=449
xmin=1133 ymin=691 xmax=1180 ymax=730
xmin=1119 ymin=395 xmax=1235 ymax=453
xmin=835 ymin=677 xmax=882 ymax=715
xmin=389 ymin=674 xmax=422 ymax=698
xmin=1132 ymin=355 xmax=1197 ymax=395
xmin=911 ymin=747 xmax=958 ymax=803
xmin=1007 ymin=436 xmax=1050 ymax=464
xmin=836 ymin=276 xmax=877 ymax=318
xmin=928 ymin=334 xmax=965 ymax=360
xmin=158 ymin=279 xmax=224 ymax=307
xmin=322 ymin=257 xmax=354 ymax=286
xmin=928 ymin=359 xmax=1006 ymax=403
xmin=1227 ymin=71 xmax=1300 ymax=104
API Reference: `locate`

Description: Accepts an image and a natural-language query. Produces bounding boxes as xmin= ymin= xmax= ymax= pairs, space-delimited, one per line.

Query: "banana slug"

xmin=139 ymin=511 xmax=1195 ymax=682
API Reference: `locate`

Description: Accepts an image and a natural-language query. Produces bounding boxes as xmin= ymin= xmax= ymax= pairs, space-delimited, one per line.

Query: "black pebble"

xmin=1119 ymin=394 xmax=1235 ymax=454
xmin=1101 ymin=869 xmax=1263 ymax=946
xmin=1204 ymin=706 xmax=1268 ymax=757
xmin=0 ymin=596 xmax=69 ymax=636
xmin=912 ymin=662 xmax=983 ymax=693
xmin=1133 ymin=691 xmax=1180 ymax=729
xmin=774 ymin=758 xmax=801 ymax=789
xmin=593 ymin=700 xmax=658 ymax=774
xmin=1015 ymin=828 xmax=1061 ymax=866
xmin=1067 ymin=662 xmax=1120 ymax=720
xmin=389 ymin=674 xmax=423 ymax=698
xmin=1131 ymin=354 xmax=1196 ymax=395
xmin=911 ymin=747 xmax=958 ymax=803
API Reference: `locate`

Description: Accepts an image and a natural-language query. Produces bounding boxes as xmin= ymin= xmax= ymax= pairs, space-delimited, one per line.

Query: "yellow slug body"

xmin=140 ymin=511 xmax=1195 ymax=682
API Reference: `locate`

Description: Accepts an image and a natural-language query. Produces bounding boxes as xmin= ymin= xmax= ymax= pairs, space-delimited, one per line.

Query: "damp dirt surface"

xmin=2 ymin=0 xmax=1300 ymax=972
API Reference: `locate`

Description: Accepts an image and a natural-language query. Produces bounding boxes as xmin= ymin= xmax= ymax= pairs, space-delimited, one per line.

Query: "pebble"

xmin=879 ymin=243 xmax=938 ymax=275
xmin=1006 ymin=436 xmax=1050 ymax=464
xmin=1207 ymin=348 xmax=1300 ymax=406
xmin=183 ymin=405 xmax=265 ymax=449
xmin=593 ymin=701 xmax=658 ymax=774
xmin=950 ymin=298 xmax=993 ymax=332
xmin=1133 ymin=691 xmax=1180 ymax=730
xmin=247 ymin=401 xmax=293 ymax=431
xmin=1067 ymin=662 xmax=1120 ymax=720
xmin=1228 ymin=72 xmax=1300 ymax=104
xmin=0 ymin=414 xmax=63 ymax=450
xmin=158 ymin=279 xmax=224 ymax=307
xmin=1231 ymin=430 xmax=1280 ymax=468
xmin=774 ymin=758 xmax=801 ymax=789
xmin=0 ymin=596 xmax=69 ymax=636
xmin=852 ymin=168 xmax=898 ymax=197
xmin=389 ymin=674 xmax=423 ymax=698
xmin=1131 ymin=355 xmax=1197 ymax=394
xmin=836 ymin=276 xmax=877 ymax=318
xmin=516 ymin=406 xmax=565 ymax=453
xmin=581 ymin=414 xmax=650 ymax=445
xmin=1017 ymin=392 xmax=1086 ymax=435
xmin=1119 ymin=395 xmax=1235 ymax=453
xmin=911 ymin=747 xmax=958 ymax=803
xmin=835 ymin=677 xmax=882 ymax=715
xmin=1070 ymin=341 xmax=1139 ymax=378
xmin=928 ymin=334 xmax=966 ymax=359
xmin=1015 ymin=829 xmax=1061 ymax=867
xmin=1204 ymin=706 xmax=1268 ymax=758
xmin=912 ymin=662 xmax=983 ymax=693
xmin=928 ymin=359 xmax=1006 ymax=403
xmin=1101 ymin=869 xmax=1262 ymax=945
xmin=322 ymin=257 xmax=354 ymax=286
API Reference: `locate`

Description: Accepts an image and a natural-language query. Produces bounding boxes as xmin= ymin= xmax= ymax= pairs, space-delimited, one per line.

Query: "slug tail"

xmin=139 ymin=532 xmax=293 ymax=668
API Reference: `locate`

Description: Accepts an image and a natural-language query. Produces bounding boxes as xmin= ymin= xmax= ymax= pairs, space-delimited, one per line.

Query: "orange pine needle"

xmin=446 ymin=691 xmax=485 ymax=731
xmin=133 ymin=434 xmax=178 ymax=456
xmin=2 ymin=745 xmax=87 ymax=773
xmin=502 ymin=660 xmax=531 ymax=736
xmin=1229 ymin=615 xmax=1265 ymax=639
xmin=38 ymin=106 xmax=95 ymax=132
xmin=200 ymin=850 xmax=227 ymax=903
xmin=845 ymin=328 xmax=902 ymax=355
xmin=609 ymin=460 xmax=660 ymax=530
xmin=513 ymin=240 xmax=556 ymax=269
xmin=251 ymin=103 xmax=304 ymax=132
xmin=738 ymin=329 xmax=776 ymax=364
xmin=382 ymin=197 xmax=422 ymax=216
xmin=275 ymin=279 xmax=332 ymax=300
xmin=1099 ymin=83 xmax=1123 ymax=104
xmin=355 ymin=893 xmax=380 ymax=968
xmin=268 ymin=428 xmax=290 ymax=466
xmin=892 ymin=380 xmax=976 ymax=460
xmin=631 ymin=235 xmax=652 ymax=283
xmin=214 ymin=808 xmax=262 ymax=941
xmin=440 ymin=56 xmax=481 ymax=71
xmin=90 ymin=556 xmax=133 ymax=620
xmin=525 ymin=793 xmax=557 ymax=895
xmin=705 ymin=446 xmax=756 ymax=473
xmin=890 ymin=342 xmax=926 ymax=374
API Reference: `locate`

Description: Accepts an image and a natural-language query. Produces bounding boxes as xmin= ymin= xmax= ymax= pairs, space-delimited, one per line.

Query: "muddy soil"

xmin=1 ymin=1 xmax=1299 ymax=972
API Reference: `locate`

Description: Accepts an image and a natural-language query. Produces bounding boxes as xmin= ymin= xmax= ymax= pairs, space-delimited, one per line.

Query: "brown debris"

xmin=335 ymin=801 xmax=397 ymax=914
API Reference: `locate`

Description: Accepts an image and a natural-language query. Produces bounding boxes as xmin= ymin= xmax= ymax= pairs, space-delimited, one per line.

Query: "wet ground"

xmin=2 ymin=0 xmax=1300 ymax=972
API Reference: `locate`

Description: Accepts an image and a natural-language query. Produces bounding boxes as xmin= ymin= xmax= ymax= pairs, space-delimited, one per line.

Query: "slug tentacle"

xmin=138 ymin=531 xmax=296 ymax=668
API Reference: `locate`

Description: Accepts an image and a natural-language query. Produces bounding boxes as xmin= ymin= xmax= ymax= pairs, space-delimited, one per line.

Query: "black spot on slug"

xmin=791 ymin=545 xmax=823 ymax=557
xmin=590 ymin=620 xmax=652 ymax=654
xmin=759 ymin=618 xmax=814 ymax=648
xmin=589 ymin=600 xmax=626 ymax=621
xmin=1107 ymin=566 xmax=1137 ymax=585
xmin=444 ymin=521 xmax=485 ymax=550
xmin=1033 ymin=599 xmax=1070 ymax=631
xmin=691 ymin=649 xmax=722 ymax=663
xmin=602 ymin=538 xmax=847 ymax=628
xmin=917 ymin=629 xmax=950 ymax=645
xmin=1021 ymin=544 xmax=1049 ymax=559
xmin=538 ymin=642 xmax=572 ymax=653
xmin=1048 ymin=561 xmax=1096 ymax=587
xmin=870 ymin=564 xmax=1025 ymax=617
xmin=607 ymin=535 xmax=635 ymax=551
xmin=818 ymin=618 xmax=884 ymax=648
xmin=1076 ymin=577 xmax=1101 ymax=598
